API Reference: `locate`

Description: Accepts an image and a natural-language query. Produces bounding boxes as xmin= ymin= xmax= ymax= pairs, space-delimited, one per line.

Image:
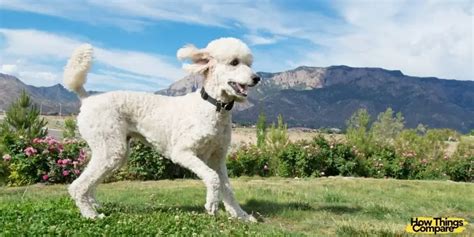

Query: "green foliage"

xmin=62 ymin=118 xmax=77 ymax=139
xmin=109 ymin=141 xmax=193 ymax=181
xmin=445 ymin=140 xmax=474 ymax=182
xmin=266 ymin=114 xmax=289 ymax=155
xmin=0 ymin=91 xmax=47 ymax=143
xmin=370 ymin=108 xmax=404 ymax=146
xmin=256 ymin=112 xmax=267 ymax=148
xmin=227 ymin=143 xmax=270 ymax=177
xmin=228 ymin=136 xmax=362 ymax=178
xmin=3 ymin=136 xmax=88 ymax=186
xmin=346 ymin=108 xmax=373 ymax=154
xmin=469 ymin=129 xmax=474 ymax=136
xmin=230 ymin=111 xmax=472 ymax=182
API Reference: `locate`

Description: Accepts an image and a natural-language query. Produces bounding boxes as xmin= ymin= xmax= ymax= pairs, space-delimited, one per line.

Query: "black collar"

xmin=200 ymin=87 xmax=234 ymax=112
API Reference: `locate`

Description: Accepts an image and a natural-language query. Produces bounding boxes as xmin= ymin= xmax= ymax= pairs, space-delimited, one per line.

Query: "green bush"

xmin=62 ymin=118 xmax=77 ymax=139
xmin=346 ymin=108 xmax=374 ymax=155
xmin=445 ymin=140 xmax=474 ymax=182
xmin=275 ymin=142 xmax=307 ymax=177
xmin=227 ymin=143 xmax=270 ymax=177
xmin=2 ymin=136 xmax=88 ymax=186
xmin=108 ymin=141 xmax=193 ymax=182
xmin=226 ymin=110 xmax=473 ymax=182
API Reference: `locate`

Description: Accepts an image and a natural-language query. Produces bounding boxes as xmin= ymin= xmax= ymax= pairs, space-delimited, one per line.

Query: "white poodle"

xmin=64 ymin=38 xmax=260 ymax=222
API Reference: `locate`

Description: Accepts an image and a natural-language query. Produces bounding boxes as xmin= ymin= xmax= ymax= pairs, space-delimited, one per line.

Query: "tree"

xmin=256 ymin=112 xmax=267 ymax=148
xmin=370 ymin=108 xmax=405 ymax=146
xmin=0 ymin=91 xmax=48 ymax=143
xmin=63 ymin=118 xmax=77 ymax=139
xmin=346 ymin=108 xmax=373 ymax=153
xmin=266 ymin=114 xmax=289 ymax=153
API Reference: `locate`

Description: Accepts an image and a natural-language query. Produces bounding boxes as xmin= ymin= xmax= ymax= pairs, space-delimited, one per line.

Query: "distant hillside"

xmin=158 ymin=66 xmax=474 ymax=133
xmin=2 ymin=65 xmax=473 ymax=132
xmin=0 ymin=73 xmax=79 ymax=115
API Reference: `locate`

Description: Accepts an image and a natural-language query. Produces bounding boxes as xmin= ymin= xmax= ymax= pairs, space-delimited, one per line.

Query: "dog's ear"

xmin=177 ymin=44 xmax=211 ymax=75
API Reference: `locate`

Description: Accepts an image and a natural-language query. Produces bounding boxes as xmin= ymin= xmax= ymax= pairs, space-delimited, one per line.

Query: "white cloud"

xmin=0 ymin=29 xmax=184 ymax=90
xmin=244 ymin=35 xmax=281 ymax=46
xmin=294 ymin=0 xmax=474 ymax=80
xmin=0 ymin=64 xmax=18 ymax=75
xmin=1 ymin=0 xmax=472 ymax=80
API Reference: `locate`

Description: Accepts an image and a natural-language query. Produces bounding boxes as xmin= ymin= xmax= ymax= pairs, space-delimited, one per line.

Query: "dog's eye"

xmin=230 ymin=59 xmax=239 ymax=66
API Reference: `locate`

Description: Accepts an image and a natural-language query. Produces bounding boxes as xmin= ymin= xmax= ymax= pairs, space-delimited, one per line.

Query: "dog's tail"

xmin=63 ymin=44 xmax=93 ymax=99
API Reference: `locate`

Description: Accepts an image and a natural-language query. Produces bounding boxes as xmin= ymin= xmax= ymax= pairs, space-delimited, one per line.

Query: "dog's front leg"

xmin=208 ymin=154 xmax=257 ymax=222
xmin=170 ymin=150 xmax=220 ymax=215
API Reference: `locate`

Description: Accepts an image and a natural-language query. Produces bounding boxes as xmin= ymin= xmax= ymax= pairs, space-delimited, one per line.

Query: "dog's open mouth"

xmin=228 ymin=82 xmax=249 ymax=97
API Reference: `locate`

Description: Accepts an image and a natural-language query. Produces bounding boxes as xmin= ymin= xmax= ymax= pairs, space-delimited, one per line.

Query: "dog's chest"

xmin=193 ymin=117 xmax=230 ymax=154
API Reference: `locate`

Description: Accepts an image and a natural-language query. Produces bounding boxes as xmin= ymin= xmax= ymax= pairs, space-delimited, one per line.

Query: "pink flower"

xmin=73 ymin=169 xmax=81 ymax=175
xmin=57 ymin=159 xmax=63 ymax=165
xmin=2 ymin=154 xmax=11 ymax=161
xmin=47 ymin=138 xmax=57 ymax=146
xmin=63 ymin=159 xmax=72 ymax=165
xmin=32 ymin=138 xmax=43 ymax=144
xmin=78 ymin=149 xmax=86 ymax=161
xmin=24 ymin=147 xmax=37 ymax=157
xmin=72 ymin=161 xmax=79 ymax=166
xmin=42 ymin=174 xmax=49 ymax=181
xmin=57 ymin=144 xmax=64 ymax=153
xmin=62 ymin=170 xmax=70 ymax=176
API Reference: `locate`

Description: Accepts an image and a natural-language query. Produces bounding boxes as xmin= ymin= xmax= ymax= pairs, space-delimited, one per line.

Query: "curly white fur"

xmin=63 ymin=44 xmax=93 ymax=99
xmin=65 ymin=38 xmax=259 ymax=222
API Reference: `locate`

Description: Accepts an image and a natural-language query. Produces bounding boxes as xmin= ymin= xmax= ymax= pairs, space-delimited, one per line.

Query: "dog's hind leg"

xmin=68 ymin=138 xmax=128 ymax=219
xmin=85 ymin=138 xmax=130 ymax=209
xmin=170 ymin=150 xmax=221 ymax=215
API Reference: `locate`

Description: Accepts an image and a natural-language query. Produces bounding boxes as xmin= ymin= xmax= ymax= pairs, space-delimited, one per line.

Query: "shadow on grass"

xmin=242 ymin=199 xmax=314 ymax=216
xmin=315 ymin=205 xmax=362 ymax=214
xmin=100 ymin=199 xmax=363 ymax=218
xmin=99 ymin=202 xmax=204 ymax=215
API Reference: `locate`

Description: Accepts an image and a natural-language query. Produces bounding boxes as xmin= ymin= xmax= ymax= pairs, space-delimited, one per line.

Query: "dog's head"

xmin=177 ymin=37 xmax=260 ymax=102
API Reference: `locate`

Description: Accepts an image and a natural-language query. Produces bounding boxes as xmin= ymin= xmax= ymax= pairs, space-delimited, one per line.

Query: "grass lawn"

xmin=0 ymin=177 xmax=473 ymax=236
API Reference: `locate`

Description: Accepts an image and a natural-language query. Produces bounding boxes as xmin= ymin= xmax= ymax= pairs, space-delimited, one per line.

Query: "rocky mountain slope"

xmin=0 ymin=73 xmax=79 ymax=115
xmin=158 ymin=66 xmax=474 ymax=132
xmin=2 ymin=65 xmax=473 ymax=132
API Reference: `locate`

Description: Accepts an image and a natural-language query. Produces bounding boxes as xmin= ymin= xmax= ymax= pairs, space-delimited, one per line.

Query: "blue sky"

xmin=0 ymin=0 xmax=472 ymax=91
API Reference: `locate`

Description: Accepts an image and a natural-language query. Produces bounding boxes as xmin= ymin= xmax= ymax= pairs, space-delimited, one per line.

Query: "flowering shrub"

xmin=107 ymin=141 xmax=193 ymax=182
xmin=445 ymin=140 xmax=474 ymax=182
xmin=2 ymin=136 xmax=88 ymax=186
xmin=227 ymin=143 xmax=271 ymax=177
xmin=227 ymin=133 xmax=473 ymax=182
xmin=227 ymin=136 xmax=363 ymax=178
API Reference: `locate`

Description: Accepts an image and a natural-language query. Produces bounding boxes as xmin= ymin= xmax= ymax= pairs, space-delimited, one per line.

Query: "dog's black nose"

xmin=252 ymin=75 xmax=261 ymax=84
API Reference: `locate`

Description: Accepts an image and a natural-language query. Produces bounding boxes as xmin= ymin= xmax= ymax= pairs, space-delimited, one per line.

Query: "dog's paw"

xmin=205 ymin=201 xmax=219 ymax=216
xmin=89 ymin=200 xmax=101 ymax=209
xmin=236 ymin=213 xmax=258 ymax=223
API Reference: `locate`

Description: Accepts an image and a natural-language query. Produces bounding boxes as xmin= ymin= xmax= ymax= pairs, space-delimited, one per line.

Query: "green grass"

xmin=0 ymin=177 xmax=473 ymax=236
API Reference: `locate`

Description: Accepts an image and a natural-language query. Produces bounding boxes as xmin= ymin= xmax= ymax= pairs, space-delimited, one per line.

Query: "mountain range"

xmin=0 ymin=73 xmax=79 ymax=115
xmin=1 ymin=66 xmax=473 ymax=132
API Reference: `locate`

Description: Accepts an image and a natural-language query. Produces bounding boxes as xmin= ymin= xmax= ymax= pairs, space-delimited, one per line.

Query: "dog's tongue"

xmin=236 ymin=84 xmax=248 ymax=95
